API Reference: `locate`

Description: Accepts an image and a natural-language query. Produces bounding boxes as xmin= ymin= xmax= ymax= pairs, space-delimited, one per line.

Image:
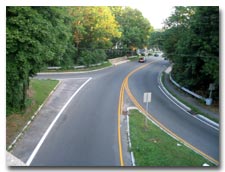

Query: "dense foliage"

xmin=149 ymin=7 xmax=219 ymax=99
xmin=6 ymin=6 xmax=153 ymax=113
xmin=6 ymin=7 xmax=74 ymax=112
xmin=111 ymin=7 xmax=153 ymax=50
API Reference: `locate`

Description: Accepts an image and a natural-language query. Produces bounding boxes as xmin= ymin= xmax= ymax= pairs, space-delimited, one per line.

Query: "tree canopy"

xmin=149 ymin=7 xmax=219 ymax=100
xmin=6 ymin=7 xmax=74 ymax=112
xmin=112 ymin=7 xmax=153 ymax=50
xmin=69 ymin=6 xmax=121 ymax=49
xmin=7 ymin=6 xmax=153 ymax=113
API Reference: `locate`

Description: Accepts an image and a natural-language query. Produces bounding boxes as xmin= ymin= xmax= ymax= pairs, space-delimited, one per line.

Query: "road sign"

xmin=144 ymin=92 xmax=152 ymax=103
xmin=143 ymin=92 xmax=151 ymax=127
xmin=209 ymin=83 xmax=215 ymax=91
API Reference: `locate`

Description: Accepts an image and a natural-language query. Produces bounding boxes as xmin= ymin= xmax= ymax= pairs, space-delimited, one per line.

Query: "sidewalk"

xmin=162 ymin=70 xmax=219 ymax=121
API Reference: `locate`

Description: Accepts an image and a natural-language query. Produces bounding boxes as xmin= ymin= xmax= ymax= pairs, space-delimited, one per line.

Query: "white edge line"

xmin=26 ymin=77 xmax=92 ymax=166
xmin=158 ymin=85 xmax=190 ymax=114
xmin=158 ymin=71 xmax=191 ymax=111
xmin=158 ymin=82 xmax=219 ymax=131
xmin=158 ymin=85 xmax=219 ymax=131
xmin=7 ymin=80 xmax=62 ymax=151
xmin=197 ymin=115 xmax=219 ymax=128
xmin=129 ymin=107 xmax=217 ymax=165
xmin=194 ymin=115 xmax=219 ymax=130
xmin=159 ymin=71 xmax=219 ymax=131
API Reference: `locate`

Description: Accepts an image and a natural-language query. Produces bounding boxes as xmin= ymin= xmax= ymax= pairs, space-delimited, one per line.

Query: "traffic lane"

xmin=30 ymin=60 xmax=144 ymax=166
xmin=128 ymin=60 xmax=219 ymax=161
xmin=34 ymin=63 xmax=121 ymax=80
xmin=30 ymin=75 xmax=121 ymax=165
xmin=34 ymin=66 xmax=115 ymax=80
xmin=12 ymin=78 xmax=90 ymax=163
xmin=34 ymin=57 xmax=156 ymax=80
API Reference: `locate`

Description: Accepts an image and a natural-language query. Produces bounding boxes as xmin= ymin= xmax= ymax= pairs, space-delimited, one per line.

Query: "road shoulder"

xmin=10 ymin=78 xmax=91 ymax=165
xmin=159 ymin=66 xmax=219 ymax=126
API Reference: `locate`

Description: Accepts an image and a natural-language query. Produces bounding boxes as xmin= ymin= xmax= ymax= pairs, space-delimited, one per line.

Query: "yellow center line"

xmin=117 ymin=76 xmax=125 ymax=166
xmin=117 ymin=61 xmax=156 ymax=166
xmin=118 ymin=60 xmax=219 ymax=166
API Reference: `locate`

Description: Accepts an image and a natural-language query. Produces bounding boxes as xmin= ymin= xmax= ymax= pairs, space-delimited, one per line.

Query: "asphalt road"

xmin=18 ymin=56 xmax=218 ymax=166
xmin=29 ymin=59 xmax=143 ymax=166
xmin=128 ymin=57 xmax=219 ymax=162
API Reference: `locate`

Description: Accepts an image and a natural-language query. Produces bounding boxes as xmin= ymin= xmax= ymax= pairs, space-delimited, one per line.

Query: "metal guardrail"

xmin=47 ymin=62 xmax=108 ymax=70
xmin=169 ymin=74 xmax=206 ymax=101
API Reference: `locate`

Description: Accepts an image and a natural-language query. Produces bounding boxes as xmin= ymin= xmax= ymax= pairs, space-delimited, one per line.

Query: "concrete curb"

xmin=126 ymin=107 xmax=137 ymax=166
xmin=158 ymin=70 xmax=191 ymax=112
xmin=126 ymin=107 xmax=214 ymax=166
xmin=158 ymin=68 xmax=219 ymax=129
xmin=114 ymin=60 xmax=130 ymax=66
xmin=196 ymin=115 xmax=219 ymax=129
xmin=37 ymin=65 xmax=113 ymax=75
xmin=38 ymin=60 xmax=130 ymax=75
xmin=7 ymin=80 xmax=62 ymax=151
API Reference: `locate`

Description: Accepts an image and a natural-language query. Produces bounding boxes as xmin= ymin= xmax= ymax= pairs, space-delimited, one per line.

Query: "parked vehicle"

xmin=154 ymin=53 xmax=159 ymax=57
xmin=138 ymin=56 xmax=146 ymax=63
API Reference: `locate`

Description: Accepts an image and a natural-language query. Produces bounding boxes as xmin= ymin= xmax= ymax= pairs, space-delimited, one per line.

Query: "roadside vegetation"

xmin=7 ymin=79 xmax=58 ymax=147
xmin=129 ymin=110 xmax=215 ymax=166
xmin=7 ymin=6 xmax=153 ymax=114
xmin=149 ymin=7 xmax=219 ymax=105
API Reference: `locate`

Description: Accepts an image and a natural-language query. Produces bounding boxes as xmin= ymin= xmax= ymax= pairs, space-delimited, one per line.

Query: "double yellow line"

xmin=117 ymin=62 xmax=153 ymax=166
xmin=117 ymin=60 xmax=219 ymax=166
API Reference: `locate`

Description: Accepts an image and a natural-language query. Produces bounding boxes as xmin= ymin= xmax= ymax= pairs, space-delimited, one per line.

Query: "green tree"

xmin=161 ymin=6 xmax=219 ymax=99
xmin=6 ymin=7 xmax=74 ymax=112
xmin=113 ymin=7 xmax=153 ymax=50
xmin=149 ymin=31 xmax=164 ymax=50
xmin=190 ymin=7 xmax=219 ymax=87
xmin=69 ymin=6 xmax=121 ymax=49
xmin=68 ymin=6 xmax=122 ymax=62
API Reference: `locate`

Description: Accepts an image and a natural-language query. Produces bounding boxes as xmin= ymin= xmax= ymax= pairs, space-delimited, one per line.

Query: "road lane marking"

xmin=158 ymin=74 xmax=219 ymax=131
xmin=117 ymin=61 xmax=158 ymax=166
xmin=117 ymin=77 xmax=126 ymax=166
xmin=59 ymin=77 xmax=93 ymax=80
xmin=193 ymin=115 xmax=219 ymax=131
xmin=159 ymin=84 xmax=219 ymax=131
xmin=26 ymin=77 xmax=92 ymax=166
xmin=122 ymin=61 xmax=219 ymax=165
xmin=158 ymin=85 xmax=191 ymax=112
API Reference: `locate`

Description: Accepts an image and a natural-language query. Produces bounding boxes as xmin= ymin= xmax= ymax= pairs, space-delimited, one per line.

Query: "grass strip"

xmin=129 ymin=109 xmax=215 ymax=166
xmin=7 ymin=79 xmax=59 ymax=147
xmin=31 ymin=79 xmax=59 ymax=106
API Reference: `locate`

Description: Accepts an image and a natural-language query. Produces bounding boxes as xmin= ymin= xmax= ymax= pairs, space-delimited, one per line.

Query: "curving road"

xmin=14 ymin=56 xmax=219 ymax=166
xmin=28 ymin=58 xmax=142 ymax=166
xmin=127 ymin=57 xmax=219 ymax=163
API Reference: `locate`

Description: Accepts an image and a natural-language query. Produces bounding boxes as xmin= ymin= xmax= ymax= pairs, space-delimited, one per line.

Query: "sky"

xmin=131 ymin=4 xmax=174 ymax=29
xmin=4 ymin=0 xmax=219 ymax=30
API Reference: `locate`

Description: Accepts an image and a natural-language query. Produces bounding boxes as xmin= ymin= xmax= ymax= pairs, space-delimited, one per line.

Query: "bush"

xmin=60 ymin=44 xmax=77 ymax=69
xmin=78 ymin=49 xmax=107 ymax=67
xmin=93 ymin=49 xmax=107 ymax=62
xmin=106 ymin=49 xmax=127 ymax=59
